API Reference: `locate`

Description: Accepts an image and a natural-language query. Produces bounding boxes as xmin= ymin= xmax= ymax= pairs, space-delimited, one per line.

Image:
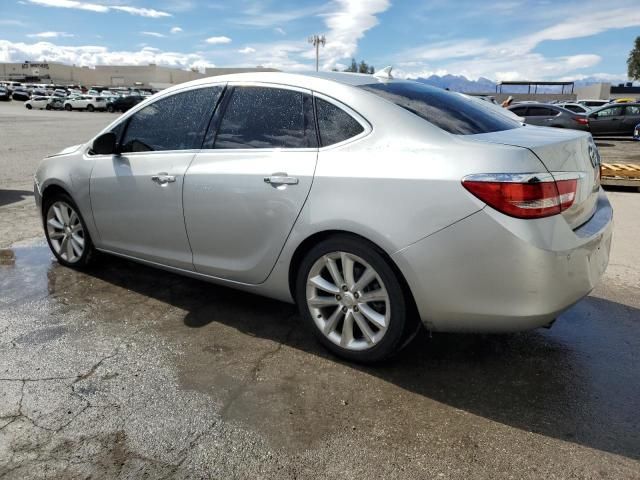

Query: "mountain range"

xmin=410 ymin=74 xmax=632 ymax=93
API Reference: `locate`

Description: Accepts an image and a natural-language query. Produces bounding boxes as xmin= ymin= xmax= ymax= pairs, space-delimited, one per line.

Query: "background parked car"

xmin=106 ymin=95 xmax=143 ymax=113
xmin=47 ymin=97 xmax=65 ymax=110
xmin=588 ymin=103 xmax=640 ymax=136
xmin=508 ymin=104 xmax=589 ymax=131
xmin=578 ymin=99 xmax=609 ymax=108
xmin=0 ymin=87 xmax=11 ymax=101
xmin=63 ymin=95 xmax=107 ymax=112
xmin=25 ymin=96 xmax=52 ymax=110
xmin=12 ymin=89 xmax=30 ymax=101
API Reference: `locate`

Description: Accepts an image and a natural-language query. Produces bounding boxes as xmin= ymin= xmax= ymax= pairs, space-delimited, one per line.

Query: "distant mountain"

xmin=409 ymin=74 xmax=633 ymax=93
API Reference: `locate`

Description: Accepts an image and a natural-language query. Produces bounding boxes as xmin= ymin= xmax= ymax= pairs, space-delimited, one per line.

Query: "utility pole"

xmin=308 ymin=34 xmax=326 ymax=72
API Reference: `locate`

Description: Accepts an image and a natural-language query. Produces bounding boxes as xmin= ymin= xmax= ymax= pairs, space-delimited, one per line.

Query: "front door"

xmin=621 ymin=105 xmax=640 ymax=135
xmin=183 ymin=85 xmax=318 ymax=284
xmin=90 ymin=85 xmax=224 ymax=270
xmin=589 ymin=105 xmax=624 ymax=135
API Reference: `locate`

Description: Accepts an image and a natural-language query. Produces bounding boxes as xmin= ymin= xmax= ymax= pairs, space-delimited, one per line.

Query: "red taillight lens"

xmin=462 ymin=177 xmax=577 ymax=219
xmin=573 ymin=116 xmax=589 ymax=125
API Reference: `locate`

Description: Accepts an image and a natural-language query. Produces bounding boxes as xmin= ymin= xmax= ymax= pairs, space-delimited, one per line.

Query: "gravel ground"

xmin=1 ymin=101 xmax=639 ymax=479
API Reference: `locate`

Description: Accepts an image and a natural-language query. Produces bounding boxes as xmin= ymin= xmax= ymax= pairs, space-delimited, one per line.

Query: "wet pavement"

xmin=1 ymin=103 xmax=640 ymax=478
xmin=1 ymin=237 xmax=639 ymax=479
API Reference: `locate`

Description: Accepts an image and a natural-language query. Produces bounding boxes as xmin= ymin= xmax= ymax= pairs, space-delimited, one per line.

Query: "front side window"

xmin=214 ymin=86 xmax=316 ymax=149
xmin=315 ymin=97 xmax=364 ymax=147
xmin=359 ymin=82 xmax=520 ymax=135
xmin=120 ymin=86 xmax=222 ymax=152
xmin=595 ymin=107 xmax=623 ymax=118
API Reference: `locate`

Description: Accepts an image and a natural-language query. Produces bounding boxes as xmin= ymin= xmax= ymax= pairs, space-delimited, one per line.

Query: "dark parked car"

xmin=106 ymin=95 xmax=143 ymax=113
xmin=587 ymin=103 xmax=640 ymax=136
xmin=12 ymin=89 xmax=30 ymax=101
xmin=0 ymin=88 xmax=10 ymax=101
xmin=508 ymin=104 xmax=589 ymax=131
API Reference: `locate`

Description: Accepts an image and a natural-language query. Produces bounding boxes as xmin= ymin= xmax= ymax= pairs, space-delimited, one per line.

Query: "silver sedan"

xmin=34 ymin=71 xmax=613 ymax=362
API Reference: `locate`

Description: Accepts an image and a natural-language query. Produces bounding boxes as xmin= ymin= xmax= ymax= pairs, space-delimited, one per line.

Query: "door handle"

xmin=151 ymin=173 xmax=176 ymax=185
xmin=264 ymin=173 xmax=299 ymax=186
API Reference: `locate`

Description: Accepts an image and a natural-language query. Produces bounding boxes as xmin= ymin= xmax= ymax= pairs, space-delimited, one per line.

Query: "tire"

xmin=295 ymin=235 xmax=414 ymax=363
xmin=65 ymin=104 xmax=72 ymax=111
xmin=106 ymin=104 xmax=115 ymax=113
xmin=43 ymin=193 xmax=95 ymax=269
xmin=25 ymin=104 xmax=32 ymax=109
xmin=87 ymin=104 xmax=95 ymax=112
xmin=45 ymin=104 xmax=51 ymax=110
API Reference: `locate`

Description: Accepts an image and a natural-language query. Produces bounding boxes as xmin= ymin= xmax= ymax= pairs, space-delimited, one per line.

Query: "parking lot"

xmin=1 ymin=100 xmax=640 ymax=478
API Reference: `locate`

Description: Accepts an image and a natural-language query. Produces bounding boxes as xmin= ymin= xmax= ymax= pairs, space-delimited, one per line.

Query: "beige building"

xmin=0 ymin=61 xmax=278 ymax=89
xmin=575 ymin=82 xmax=640 ymax=101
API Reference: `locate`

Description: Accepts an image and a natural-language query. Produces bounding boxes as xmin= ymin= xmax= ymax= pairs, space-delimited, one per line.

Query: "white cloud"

xmin=394 ymin=4 xmax=640 ymax=81
xmin=27 ymin=31 xmax=74 ymax=38
xmin=0 ymin=39 xmax=208 ymax=70
xmin=26 ymin=0 xmax=171 ymax=18
xmin=205 ymin=36 xmax=231 ymax=45
xmin=141 ymin=31 xmax=166 ymax=38
xmin=238 ymin=46 xmax=256 ymax=54
xmin=170 ymin=27 xmax=182 ymax=34
xmin=274 ymin=27 xmax=286 ymax=35
xmin=317 ymin=0 xmax=390 ymax=69
xmin=234 ymin=4 xmax=327 ymax=27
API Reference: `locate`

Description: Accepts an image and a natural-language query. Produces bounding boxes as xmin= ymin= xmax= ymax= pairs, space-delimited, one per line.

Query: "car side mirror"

xmin=92 ymin=132 xmax=118 ymax=155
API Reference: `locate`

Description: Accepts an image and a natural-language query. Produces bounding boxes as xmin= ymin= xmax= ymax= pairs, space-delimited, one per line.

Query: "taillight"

xmin=573 ymin=116 xmax=589 ymax=126
xmin=462 ymin=174 xmax=578 ymax=219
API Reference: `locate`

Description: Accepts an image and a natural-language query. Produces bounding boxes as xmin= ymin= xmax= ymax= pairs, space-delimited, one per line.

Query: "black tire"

xmin=45 ymin=104 xmax=51 ymax=110
xmin=65 ymin=104 xmax=72 ymax=111
xmin=43 ymin=192 xmax=96 ymax=269
xmin=295 ymin=235 xmax=415 ymax=363
xmin=25 ymin=104 xmax=32 ymax=109
xmin=106 ymin=104 xmax=115 ymax=113
xmin=87 ymin=104 xmax=95 ymax=112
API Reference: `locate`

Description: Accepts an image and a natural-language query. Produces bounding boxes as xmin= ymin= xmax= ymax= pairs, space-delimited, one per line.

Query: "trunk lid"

xmin=470 ymin=125 xmax=600 ymax=229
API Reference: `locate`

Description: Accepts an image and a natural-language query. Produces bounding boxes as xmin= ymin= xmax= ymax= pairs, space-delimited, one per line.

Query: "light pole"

xmin=308 ymin=34 xmax=326 ymax=72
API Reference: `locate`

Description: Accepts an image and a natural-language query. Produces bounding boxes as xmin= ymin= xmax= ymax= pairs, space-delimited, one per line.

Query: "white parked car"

xmin=63 ymin=95 xmax=107 ymax=112
xmin=25 ymin=96 xmax=52 ymax=110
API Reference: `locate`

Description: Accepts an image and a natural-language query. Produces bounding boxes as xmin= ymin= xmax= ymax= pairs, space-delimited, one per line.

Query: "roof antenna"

xmin=373 ymin=66 xmax=393 ymax=80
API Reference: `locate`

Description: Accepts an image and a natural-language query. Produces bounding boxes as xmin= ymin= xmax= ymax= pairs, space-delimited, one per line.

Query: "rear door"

xmin=524 ymin=106 xmax=558 ymax=126
xmin=621 ymin=105 xmax=640 ymax=135
xmin=183 ymin=84 xmax=318 ymax=284
xmin=589 ymin=105 xmax=624 ymax=135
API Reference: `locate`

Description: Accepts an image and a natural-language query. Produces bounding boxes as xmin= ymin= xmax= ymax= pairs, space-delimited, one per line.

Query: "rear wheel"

xmin=43 ymin=193 xmax=95 ymax=268
xmin=295 ymin=235 xmax=413 ymax=363
xmin=65 ymin=104 xmax=72 ymax=111
xmin=87 ymin=104 xmax=95 ymax=112
xmin=25 ymin=104 xmax=32 ymax=109
xmin=106 ymin=104 xmax=115 ymax=113
xmin=45 ymin=104 xmax=51 ymax=110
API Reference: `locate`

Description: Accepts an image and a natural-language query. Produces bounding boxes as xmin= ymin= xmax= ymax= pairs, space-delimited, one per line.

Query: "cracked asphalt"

xmin=1 ymin=102 xmax=640 ymax=479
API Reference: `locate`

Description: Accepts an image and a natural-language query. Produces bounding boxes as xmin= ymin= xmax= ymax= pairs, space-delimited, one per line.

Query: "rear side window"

xmin=215 ymin=87 xmax=316 ymax=149
xmin=315 ymin=97 xmax=364 ymax=146
xmin=120 ymin=86 xmax=222 ymax=152
xmin=359 ymin=82 xmax=520 ymax=135
xmin=510 ymin=106 xmax=527 ymax=116
xmin=625 ymin=105 xmax=640 ymax=115
xmin=595 ymin=107 xmax=623 ymax=117
xmin=527 ymin=107 xmax=557 ymax=117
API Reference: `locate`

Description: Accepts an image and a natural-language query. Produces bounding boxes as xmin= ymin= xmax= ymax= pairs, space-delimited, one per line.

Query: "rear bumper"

xmin=393 ymin=188 xmax=613 ymax=332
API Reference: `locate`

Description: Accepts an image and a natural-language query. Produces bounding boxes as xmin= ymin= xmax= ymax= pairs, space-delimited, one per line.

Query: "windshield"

xmin=359 ymin=81 xmax=521 ymax=135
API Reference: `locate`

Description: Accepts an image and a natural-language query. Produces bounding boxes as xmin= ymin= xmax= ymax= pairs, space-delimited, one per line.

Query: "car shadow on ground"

xmin=35 ymin=250 xmax=640 ymax=461
xmin=0 ymin=189 xmax=33 ymax=207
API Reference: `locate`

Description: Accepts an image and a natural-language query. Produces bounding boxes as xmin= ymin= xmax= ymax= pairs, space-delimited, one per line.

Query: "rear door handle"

xmin=264 ymin=173 xmax=299 ymax=186
xmin=151 ymin=173 xmax=176 ymax=185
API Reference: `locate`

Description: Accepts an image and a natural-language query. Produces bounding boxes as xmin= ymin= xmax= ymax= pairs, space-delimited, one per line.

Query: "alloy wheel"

xmin=46 ymin=201 xmax=85 ymax=263
xmin=306 ymin=251 xmax=390 ymax=351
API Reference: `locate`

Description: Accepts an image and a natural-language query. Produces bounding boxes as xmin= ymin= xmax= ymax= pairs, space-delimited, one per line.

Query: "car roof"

xmin=590 ymin=102 xmax=640 ymax=112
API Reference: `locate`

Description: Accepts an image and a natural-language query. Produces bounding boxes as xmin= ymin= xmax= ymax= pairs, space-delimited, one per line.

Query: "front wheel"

xmin=25 ymin=104 xmax=32 ymax=109
xmin=86 ymin=104 xmax=95 ymax=112
xmin=295 ymin=235 xmax=414 ymax=363
xmin=106 ymin=104 xmax=115 ymax=113
xmin=64 ymin=104 xmax=72 ymax=111
xmin=43 ymin=194 xmax=95 ymax=268
xmin=45 ymin=104 xmax=51 ymax=110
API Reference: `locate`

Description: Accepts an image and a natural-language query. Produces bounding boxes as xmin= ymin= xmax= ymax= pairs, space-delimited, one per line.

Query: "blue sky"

xmin=0 ymin=0 xmax=638 ymax=81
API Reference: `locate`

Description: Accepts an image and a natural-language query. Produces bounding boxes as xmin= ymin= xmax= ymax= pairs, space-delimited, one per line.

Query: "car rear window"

xmin=358 ymin=82 xmax=520 ymax=135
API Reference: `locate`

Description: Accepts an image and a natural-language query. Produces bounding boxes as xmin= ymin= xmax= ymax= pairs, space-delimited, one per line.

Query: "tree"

xmin=343 ymin=58 xmax=374 ymax=74
xmin=628 ymin=36 xmax=640 ymax=80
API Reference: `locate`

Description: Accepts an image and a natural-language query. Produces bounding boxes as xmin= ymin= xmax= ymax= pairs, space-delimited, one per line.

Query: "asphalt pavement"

xmin=1 ymin=101 xmax=639 ymax=479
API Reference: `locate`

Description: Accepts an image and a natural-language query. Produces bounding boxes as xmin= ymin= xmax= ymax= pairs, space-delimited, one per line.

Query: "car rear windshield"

xmin=358 ymin=82 xmax=520 ymax=135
